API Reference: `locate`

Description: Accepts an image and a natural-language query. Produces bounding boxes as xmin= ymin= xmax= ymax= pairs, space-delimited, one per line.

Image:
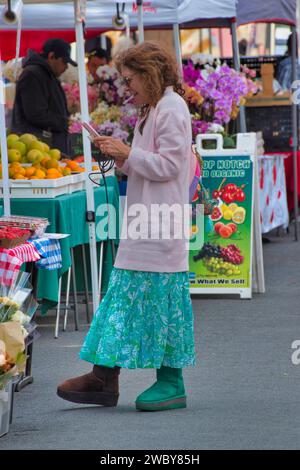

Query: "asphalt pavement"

xmin=0 ymin=228 xmax=299 ymax=450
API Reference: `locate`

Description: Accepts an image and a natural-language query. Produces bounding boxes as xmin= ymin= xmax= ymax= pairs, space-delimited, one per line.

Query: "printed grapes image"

xmin=193 ymin=242 xmax=244 ymax=277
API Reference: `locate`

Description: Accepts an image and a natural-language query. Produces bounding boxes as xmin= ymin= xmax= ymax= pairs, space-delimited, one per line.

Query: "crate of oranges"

xmin=0 ymin=157 xmax=87 ymax=198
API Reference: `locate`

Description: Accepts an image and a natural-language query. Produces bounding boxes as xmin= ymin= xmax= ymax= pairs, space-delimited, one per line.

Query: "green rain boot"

xmin=135 ymin=366 xmax=186 ymax=411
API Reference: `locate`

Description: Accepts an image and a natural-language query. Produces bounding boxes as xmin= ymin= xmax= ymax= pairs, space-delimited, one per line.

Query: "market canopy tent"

xmin=237 ymin=0 xmax=299 ymax=240
xmin=237 ymin=0 xmax=296 ymax=26
xmin=178 ymin=0 xmax=236 ymax=27
xmin=0 ymin=0 xmax=238 ymax=59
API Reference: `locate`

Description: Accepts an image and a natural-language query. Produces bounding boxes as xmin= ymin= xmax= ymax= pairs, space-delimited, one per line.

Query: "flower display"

xmin=183 ymin=60 xmax=259 ymax=140
xmin=59 ymin=64 xmax=79 ymax=84
xmin=96 ymin=65 xmax=125 ymax=106
xmin=2 ymin=59 xmax=23 ymax=83
xmin=69 ymin=100 xmax=138 ymax=145
xmin=90 ymin=102 xmax=122 ymax=126
xmin=62 ymin=82 xmax=99 ymax=114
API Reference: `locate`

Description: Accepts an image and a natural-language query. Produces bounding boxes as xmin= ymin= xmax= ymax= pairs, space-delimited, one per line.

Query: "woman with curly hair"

xmin=57 ymin=41 xmax=196 ymax=412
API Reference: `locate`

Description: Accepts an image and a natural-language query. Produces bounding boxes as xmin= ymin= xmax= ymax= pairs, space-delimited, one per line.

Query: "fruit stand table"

xmin=1 ymin=176 xmax=120 ymax=314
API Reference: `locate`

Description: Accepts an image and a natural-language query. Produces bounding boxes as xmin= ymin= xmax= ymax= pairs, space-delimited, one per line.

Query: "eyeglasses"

xmin=120 ymin=73 xmax=136 ymax=87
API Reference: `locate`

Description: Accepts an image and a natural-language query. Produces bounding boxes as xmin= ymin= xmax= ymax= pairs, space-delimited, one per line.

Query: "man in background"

xmin=87 ymin=48 xmax=110 ymax=84
xmin=276 ymin=33 xmax=300 ymax=91
xmin=12 ymin=38 xmax=77 ymax=154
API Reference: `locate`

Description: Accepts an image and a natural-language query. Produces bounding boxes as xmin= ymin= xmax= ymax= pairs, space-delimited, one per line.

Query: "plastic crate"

xmin=0 ymin=176 xmax=73 ymax=198
xmin=69 ymin=173 xmax=85 ymax=193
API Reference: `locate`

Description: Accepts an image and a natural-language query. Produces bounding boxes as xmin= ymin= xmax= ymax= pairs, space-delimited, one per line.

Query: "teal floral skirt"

xmin=79 ymin=267 xmax=196 ymax=369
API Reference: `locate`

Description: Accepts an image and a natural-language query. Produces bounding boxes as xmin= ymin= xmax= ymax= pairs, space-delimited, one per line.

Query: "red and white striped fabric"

xmin=258 ymin=154 xmax=289 ymax=233
xmin=0 ymin=242 xmax=41 ymax=286
xmin=7 ymin=242 xmax=41 ymax=265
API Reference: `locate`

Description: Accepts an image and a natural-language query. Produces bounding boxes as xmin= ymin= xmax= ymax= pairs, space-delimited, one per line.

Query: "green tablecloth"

xmin=2 ymin=176 xmax=120 ymax=312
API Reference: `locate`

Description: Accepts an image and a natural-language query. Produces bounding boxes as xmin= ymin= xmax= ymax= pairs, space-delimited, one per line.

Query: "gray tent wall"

xmin=237 ymin=0 xmax=298 ymax=240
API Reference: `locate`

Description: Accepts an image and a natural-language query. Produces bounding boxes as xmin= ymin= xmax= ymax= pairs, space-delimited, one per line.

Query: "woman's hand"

xmin=93 ymin=136 xmax=131 ymax=162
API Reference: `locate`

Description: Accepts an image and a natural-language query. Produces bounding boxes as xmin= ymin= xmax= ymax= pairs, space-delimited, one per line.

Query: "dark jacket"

xmin=12 ymin=51 xmax=70 ymax=154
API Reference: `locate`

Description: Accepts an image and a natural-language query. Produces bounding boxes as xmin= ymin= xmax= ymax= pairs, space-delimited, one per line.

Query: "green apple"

xmin=27 ymin=149 xmax=44 ymax=163
xmin=11 ymin=141 xmax=27 ymax=156
xmin=7 ymin=134 xmax=19 ymax=148
xmin=28 ymin=140 xmax=45 ymax=152
xmin=49 ymin=149 xmax=61 ymax=160
xmin=8 ymin=149 xmax=21 ymax=163
xmin=19 ymin=133 xmax=38 ymax=148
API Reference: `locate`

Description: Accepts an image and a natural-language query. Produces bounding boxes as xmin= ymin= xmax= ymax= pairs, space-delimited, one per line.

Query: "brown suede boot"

xmin=57 ymin=365 xmax=120 ymax=406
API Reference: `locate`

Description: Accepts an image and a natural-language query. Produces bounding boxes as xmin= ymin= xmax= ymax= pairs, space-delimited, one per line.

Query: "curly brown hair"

xmin=114 ymin=41 xmax=185 ymax=107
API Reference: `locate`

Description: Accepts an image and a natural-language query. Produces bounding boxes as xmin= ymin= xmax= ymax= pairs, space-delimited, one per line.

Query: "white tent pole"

xmin=100 ymin=34 xmax=107 ymax=50
xmin=230 ymin=20 xmax=247 ymax=133
xmin=74 ymin=0 xmax=99 ymax=311
xmin=137 ymin=0 xmax=144 ymax=43
xmin=291 ymin=25 xmax=299 ymax=240
xmin=173 ymin=23 xmax=183 ymax=77
xmin=0 ymin=58 xmax=11 ymax=216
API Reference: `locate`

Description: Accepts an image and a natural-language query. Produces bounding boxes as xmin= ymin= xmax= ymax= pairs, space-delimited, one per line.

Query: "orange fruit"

xmin=46 ymin=168 xmax=61 ymax=178
xmin=66 ymin=160 xmax=80 ymax=171
xmin=25 ymin=167 xmax=36 ymax=177
xmin=46 ymin=173 xmax=62 ymax=179
xmin=16 ymin=166 xmax=26 ymax=176
xmin=62 ymin=167 xmax=71 ymax=176
xmin=14 ymin=173 xmax=28 ymax=180
xmin=45 ymin=159 xmax=59 ymax=170
xmin=40 ymin=157 xmax=51 ymax=167
xmin=29 ymin=176 xmax=39 ymax=179
xmin=34 ymin=169 xmax=46 ymax=179
xmin=9 ymin=168 xmax=15 ymax=178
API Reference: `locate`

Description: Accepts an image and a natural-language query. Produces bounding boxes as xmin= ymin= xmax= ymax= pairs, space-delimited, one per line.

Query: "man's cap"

xmin=87 ymin=47 xmax=110 ymax=61
xmin=42 ymin=38 xmax=77 ymax=67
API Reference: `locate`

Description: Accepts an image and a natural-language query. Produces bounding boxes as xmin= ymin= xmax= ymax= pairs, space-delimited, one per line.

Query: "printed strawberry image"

xmin=214 ymin=178 xmax=246 ymax=204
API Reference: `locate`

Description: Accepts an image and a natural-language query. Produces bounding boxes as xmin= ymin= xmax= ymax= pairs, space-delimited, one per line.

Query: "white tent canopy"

xmin=237 ymin=0 xmax=296 ymax=26
xmin=178 ymin=0 xmax=237 ymax=27
xmin=0 ymin=0 xmax=237 ymax=31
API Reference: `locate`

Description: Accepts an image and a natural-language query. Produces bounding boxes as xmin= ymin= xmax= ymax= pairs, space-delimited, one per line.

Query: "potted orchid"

xmin=183 ymin=59 xmax=260 ymax=146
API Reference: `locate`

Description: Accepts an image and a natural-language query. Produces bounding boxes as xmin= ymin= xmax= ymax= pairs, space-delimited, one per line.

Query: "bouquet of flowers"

xmin=0 ymin=272 xmax=38 ymax=347
xmin=183 ymin=60 xmax=259 ymax=140
xmin=0 ymin=335 xmax=26 ymax=391
xmin=95 ymin=65 xmax=125 ymax=106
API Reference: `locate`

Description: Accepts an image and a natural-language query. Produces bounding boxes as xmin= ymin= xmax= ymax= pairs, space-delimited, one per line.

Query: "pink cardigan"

xmin=114 ymin=87 xmax=192 ymax=272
